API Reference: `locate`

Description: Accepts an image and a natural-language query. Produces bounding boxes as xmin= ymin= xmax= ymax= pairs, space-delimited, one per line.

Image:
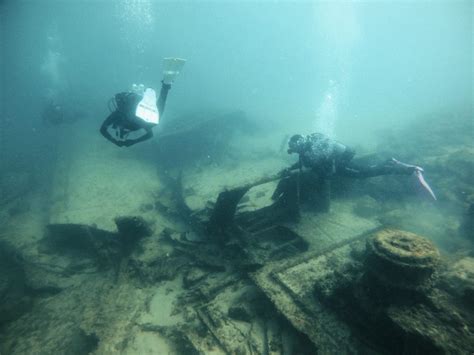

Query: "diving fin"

xmin=135 ymin=88 xmax=159 ymax=125
xmin=414 ymin=169 xmax=437 ymax=201
xmin=391 ymin=158 xmax=437 ymax=201
xmin=162 ymin=57 xmax=186 ymax=84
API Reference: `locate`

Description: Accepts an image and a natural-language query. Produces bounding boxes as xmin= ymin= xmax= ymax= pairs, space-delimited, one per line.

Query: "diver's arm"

xmin=100 ymin=112 xmax=123 ymax=146
xmin=122 ymin=128 xmax=153 ymax=147
xmin=279 ymin=160 xmax=302 ymax=177
xmin=157 ymin=82 xmax=172 ymax=118
xmin=289 ymin=161 xmax=301 ymax=171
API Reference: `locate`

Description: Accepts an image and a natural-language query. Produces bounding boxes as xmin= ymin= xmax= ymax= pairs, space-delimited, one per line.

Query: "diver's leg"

xmin=338 ymin=159 xmax=415 ymax=178
xmin=339 ymin=158 xmax=437 ymax=200
xmin=157 ymin=82 xmax=172 ymax=117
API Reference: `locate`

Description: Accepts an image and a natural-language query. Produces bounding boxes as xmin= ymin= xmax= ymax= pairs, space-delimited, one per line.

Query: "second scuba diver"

xmin=100 ymin=57 xmax=186 ymax=147
xmin=273 ymin=133 xmax=436 ymax=212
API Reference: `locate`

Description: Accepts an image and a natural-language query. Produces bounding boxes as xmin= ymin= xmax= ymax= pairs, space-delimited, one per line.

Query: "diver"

xmin=42 ymin=100 xmax=65 ymax=126
xmin=100 ymin=58 xmax=186 ymax=147
xmin=42 ymin=99 xmax=86 ymax=126
xmin=273 ymin=133 xmax=436 ymax=213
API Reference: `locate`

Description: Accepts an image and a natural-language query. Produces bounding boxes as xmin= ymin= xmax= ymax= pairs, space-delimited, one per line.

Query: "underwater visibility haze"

xmin=0 ymin=0 xmax=473 ymax=354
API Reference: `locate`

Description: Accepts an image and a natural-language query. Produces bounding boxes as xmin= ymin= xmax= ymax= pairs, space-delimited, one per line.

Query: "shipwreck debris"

xmin=157 ymin=110 xmax=255 ymax=166
xmin=207 ymin=171 xmax=298 ymax=238
xmin=42 ymin=223 xmax=118 ymax=258
xmin=0 ymin=241 xmax=31 ymax=327
xmin=365 ymin=228 xmax=440 ymax=290
xmin=115 ymin=216 xmax=153 ymax=246
xmin=252 ymin=228 xmax=474 ymax=354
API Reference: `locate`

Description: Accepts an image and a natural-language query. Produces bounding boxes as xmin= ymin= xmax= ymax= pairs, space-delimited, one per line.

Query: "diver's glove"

xmin=114 ymin=140 xmax=133 ymax=148
xmin=162 ymin=57 xmax=186 ymax=84
xmin=121 ymin=140 xmax=134 ymax=147
xmin=278 ymin=168 xmax=292 ymax=178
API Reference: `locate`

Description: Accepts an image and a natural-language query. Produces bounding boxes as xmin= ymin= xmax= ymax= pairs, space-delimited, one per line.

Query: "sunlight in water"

xmin=312 ymin=2 xmax=361 ymax=138
xmin=41 ymin=22 xmax=66 ymax=99
xmin=314 ymin=80 xmax=338 ymax=138
xmin=115 ymin=0 xmax=155 ymax=55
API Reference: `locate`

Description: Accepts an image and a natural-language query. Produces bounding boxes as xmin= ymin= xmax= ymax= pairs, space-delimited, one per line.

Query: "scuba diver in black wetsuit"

xmin=273 ymin=133 xmax=436 ymax=213
xmin=100 ymin=83 xmax=170 ymax=147
xmin=42 ymin=100 xmax=65 ymax=126
xmin=42 ymin=99 xmax=86 ymax=126
xmin=100 ymin=58 xmax=186 ymax=147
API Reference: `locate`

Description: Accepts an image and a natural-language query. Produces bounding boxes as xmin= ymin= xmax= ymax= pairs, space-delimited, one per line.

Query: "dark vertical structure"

xmin=0 ymin=1 xmax=6 ymax=174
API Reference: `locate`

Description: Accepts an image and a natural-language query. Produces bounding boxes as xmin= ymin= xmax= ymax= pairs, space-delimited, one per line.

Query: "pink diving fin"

xmin=414 ymin=168 xmax=437 ymax=201
xmin=391 ymin=158 xmax=437 ymax=201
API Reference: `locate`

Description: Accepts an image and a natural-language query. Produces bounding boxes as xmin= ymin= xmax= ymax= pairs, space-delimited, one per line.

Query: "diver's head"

xmin=131 ymin=83 xmax=145 ymax=96
xmin=287 ymin=134 xmax=306 ymax=154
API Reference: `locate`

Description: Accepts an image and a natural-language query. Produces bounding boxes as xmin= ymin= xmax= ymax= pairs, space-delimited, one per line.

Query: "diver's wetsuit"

xmin=100 ymin=82 xmax=171 ymax=147
xmin=274 ymin=133 xmax=416 ymax=214
xmin=289 ymin=133 xmax=415 ymax=178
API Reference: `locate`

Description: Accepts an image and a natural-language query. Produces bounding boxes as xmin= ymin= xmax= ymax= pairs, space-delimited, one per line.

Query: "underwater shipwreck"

xmin=0 ymin=111 xmax=473 ymax=354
